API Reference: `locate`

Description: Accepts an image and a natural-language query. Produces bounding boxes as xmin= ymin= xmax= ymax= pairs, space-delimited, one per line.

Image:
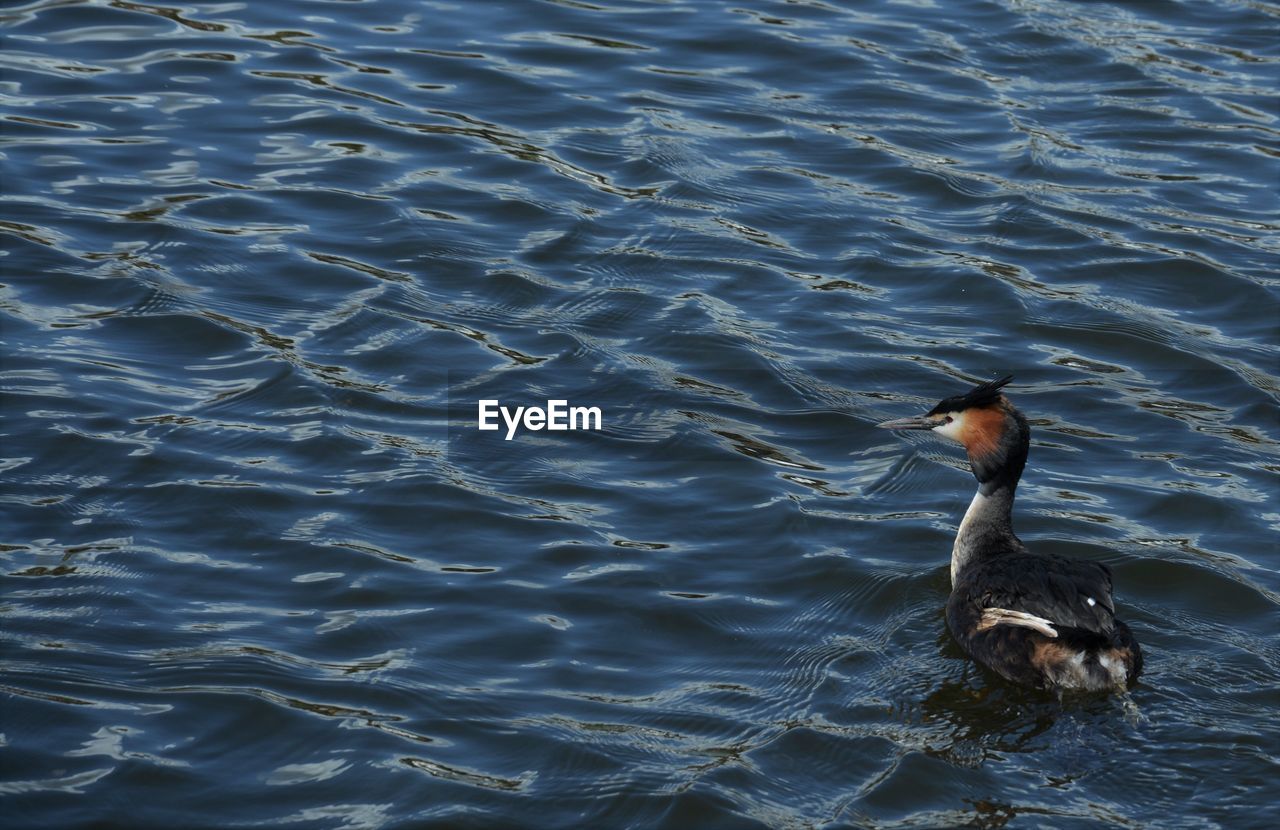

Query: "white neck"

xmin=950 ymin=484 xmax=1019 ymax=586
xmin=951 ymin=489 xmax=988 ymax=586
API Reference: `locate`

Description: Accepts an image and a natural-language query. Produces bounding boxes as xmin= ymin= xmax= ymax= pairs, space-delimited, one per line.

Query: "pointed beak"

xmin=876 ymin=414 xmax=936 ymax=431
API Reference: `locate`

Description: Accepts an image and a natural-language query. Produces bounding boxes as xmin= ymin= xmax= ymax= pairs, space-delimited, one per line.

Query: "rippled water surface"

xmin=3 ymin=0 xmax=1279 ymax=827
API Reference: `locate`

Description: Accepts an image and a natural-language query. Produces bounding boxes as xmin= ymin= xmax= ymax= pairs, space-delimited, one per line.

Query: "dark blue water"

xmin=3 ymin=0 xmax=1279 ymax=827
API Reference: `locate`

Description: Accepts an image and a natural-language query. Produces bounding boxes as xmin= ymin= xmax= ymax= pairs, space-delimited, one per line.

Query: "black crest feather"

xmin=927 ymin=375 xmax=1014 ymax=416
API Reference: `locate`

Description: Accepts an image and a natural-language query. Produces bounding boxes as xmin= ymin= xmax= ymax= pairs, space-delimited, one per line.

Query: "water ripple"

xmin=3 ymin=0 xmax=1278 ymax=827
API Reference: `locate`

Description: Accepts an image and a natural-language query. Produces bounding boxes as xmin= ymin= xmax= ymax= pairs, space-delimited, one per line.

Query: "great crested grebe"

xmin=877 ymin=376 xmax=1142 ymax=692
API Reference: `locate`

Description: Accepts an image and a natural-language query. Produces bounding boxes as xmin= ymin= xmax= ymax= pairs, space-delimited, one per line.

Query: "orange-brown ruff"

xmin=959 ymin=405 xmax=1004 ymax=461
xmin=877 ymin=376 xmax=1143 ymax=692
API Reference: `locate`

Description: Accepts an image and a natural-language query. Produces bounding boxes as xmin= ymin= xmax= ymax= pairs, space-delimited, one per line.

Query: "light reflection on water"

xmin=2 ymin=0 xmax=1278 ymax=828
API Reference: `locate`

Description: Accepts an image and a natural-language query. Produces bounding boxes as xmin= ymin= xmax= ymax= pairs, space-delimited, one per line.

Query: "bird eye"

xmin=943 ymin=416 xmax=953 ymax=425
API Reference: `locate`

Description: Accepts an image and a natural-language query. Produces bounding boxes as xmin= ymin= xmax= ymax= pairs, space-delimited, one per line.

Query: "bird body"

xmin=878 ymin=376 xmax=1142 ymax=692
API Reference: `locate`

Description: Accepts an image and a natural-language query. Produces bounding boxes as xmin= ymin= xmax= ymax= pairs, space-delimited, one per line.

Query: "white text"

xmin=477 ymin=399 xmax=603 ymax=440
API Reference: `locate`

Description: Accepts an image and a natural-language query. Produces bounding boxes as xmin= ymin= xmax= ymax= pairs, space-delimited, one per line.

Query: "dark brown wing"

xmin=958 ymin=552 xmax=1117 ymax=640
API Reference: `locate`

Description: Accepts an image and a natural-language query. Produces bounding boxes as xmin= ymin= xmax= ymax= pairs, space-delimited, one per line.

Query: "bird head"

xmin=877 ymin=375 xmax=1028 ymax=491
